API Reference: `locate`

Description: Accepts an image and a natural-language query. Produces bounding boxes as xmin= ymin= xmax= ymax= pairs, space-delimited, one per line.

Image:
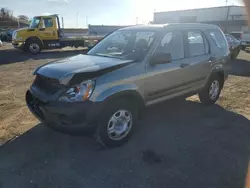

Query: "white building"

xmin=153 ymin=6 xmax=248 ymax=33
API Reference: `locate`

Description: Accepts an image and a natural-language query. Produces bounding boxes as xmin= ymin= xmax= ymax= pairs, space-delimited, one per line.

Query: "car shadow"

xmin=0 ymin=48 xmax=88 ymax=65
xmin=0 ymin=99 xmax=250 ymax=188
xmin=230 ymin=58 xmax=250 ymax=77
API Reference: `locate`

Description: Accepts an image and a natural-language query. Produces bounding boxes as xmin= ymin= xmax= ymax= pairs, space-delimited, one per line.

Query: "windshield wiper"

xmin=95 ymin=53 xmax=123 ymax=59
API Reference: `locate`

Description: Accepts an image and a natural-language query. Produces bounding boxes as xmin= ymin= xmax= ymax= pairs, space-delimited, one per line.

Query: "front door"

xmin=38 ymin=17 xmax=58 ymax=41
xmin=145 ymin=30 xmax=194 ymax=104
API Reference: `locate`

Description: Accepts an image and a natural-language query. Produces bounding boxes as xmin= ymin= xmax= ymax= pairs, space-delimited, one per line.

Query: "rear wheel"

xmin=95 ymin=99 xmax=138 ymax=148
xmin=25 ymin=40 xmax=41 ymax=54
xmin=198 ymin=74 xmax=223 ymax=105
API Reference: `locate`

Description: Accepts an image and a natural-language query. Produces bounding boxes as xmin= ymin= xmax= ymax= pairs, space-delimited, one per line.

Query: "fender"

xmin=91 ymin=83 xmax=144 ymax=104
xmin=25 ymin=36 xmax=44 ymax=46
xmin=211 ymin=63 xmax=224 ymax=72
xmin=210 ymin=63 xmax=226 ymax=79
xmin=204 ymin=63 xmax=226 ymax=88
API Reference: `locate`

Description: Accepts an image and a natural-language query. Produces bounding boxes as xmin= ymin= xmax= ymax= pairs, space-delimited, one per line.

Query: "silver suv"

xmin=26 ymin=24 xmax=230 ymax=147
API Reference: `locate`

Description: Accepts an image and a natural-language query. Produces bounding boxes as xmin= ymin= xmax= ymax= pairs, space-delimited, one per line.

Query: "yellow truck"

xmin=12 ymin=14 xmax=103 ymax=54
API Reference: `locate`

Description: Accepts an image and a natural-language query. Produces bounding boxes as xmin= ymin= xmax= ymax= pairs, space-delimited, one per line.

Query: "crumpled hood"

xmin=35 ymin=54 xmax=133 ymax=85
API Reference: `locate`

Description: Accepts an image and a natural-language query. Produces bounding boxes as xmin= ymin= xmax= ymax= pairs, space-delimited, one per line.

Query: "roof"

xmin=120 ymin=23 xmax=219 ymax=31
xmin=120 ymin=24 xmax=164 ymax=31
xmin=154 ymin=5 xmax=244 ymax=14
xmin=34 ymin=14 xmax=58 ymax=17
xmin=88 ymin=25 xmax=129 ymax=35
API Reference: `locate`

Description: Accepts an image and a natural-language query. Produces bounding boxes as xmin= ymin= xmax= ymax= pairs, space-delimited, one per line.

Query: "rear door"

xmin=145 ymin=30 xmax=196 ymax=103
xmin=182 ymin=30 xmax=211 ymax=87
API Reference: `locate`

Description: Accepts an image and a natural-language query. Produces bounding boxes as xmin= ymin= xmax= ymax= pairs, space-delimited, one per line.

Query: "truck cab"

xmin=12 ymin=14 xmax=101 ymax=54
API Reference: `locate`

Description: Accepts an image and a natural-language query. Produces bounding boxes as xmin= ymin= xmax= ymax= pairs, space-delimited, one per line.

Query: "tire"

xmin=198 ymin=74 xmax=223 ymax=105
xmin=95 ymin=99 xmax=138 ymax=148
xmin=231 ymin=52 xmax=236 ymax=60
xmin=241 ymin=46 xmax=246 ymax=51
xmin=25 ymin=40 xmax=42 ymax=54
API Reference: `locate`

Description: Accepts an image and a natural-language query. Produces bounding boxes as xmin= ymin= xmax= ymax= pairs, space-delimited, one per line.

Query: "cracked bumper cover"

xmin=25 ymin=89 xmax=103 ymax=132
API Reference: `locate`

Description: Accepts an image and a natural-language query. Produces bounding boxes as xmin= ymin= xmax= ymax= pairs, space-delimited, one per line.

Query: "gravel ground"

xmin=0 ymin=44 xmax=249 ymax=188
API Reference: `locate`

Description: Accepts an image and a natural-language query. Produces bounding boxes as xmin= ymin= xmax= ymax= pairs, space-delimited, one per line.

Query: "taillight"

xmin=240 ymin=33 xmax=242 ymax=39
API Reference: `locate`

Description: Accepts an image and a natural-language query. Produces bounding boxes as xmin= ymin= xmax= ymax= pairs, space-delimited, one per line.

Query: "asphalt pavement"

xmin=0 ymin=45 xmax=250 ymax=188
xmin=0 ymin=99 xmax=250 ymax=188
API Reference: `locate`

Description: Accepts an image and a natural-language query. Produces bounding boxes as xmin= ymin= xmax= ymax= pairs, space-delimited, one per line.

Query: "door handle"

xmin=39 ymin=28 xmax=45 ymax=31
xmin=180 ymin=63 xmax=189 ymax=68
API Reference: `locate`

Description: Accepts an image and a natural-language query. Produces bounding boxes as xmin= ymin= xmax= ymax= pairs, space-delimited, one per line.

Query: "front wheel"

xmin=241 ymin=46 xmax=246 ymax=51
xmin=26 ymin=40 xmax=41 ymax=54
xmin=198 ymin=74 xmax=223 ymax=105
xmin=95 ymin=99 xmax=138 ymax=148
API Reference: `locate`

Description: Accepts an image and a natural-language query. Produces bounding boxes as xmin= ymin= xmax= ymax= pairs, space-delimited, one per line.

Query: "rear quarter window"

xmin=208 ymin=30 xmax=228 ymax=52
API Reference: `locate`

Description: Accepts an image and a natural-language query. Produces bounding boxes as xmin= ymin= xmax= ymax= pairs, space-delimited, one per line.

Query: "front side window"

xmin=88 ymin=30 xmax=156 ymax=60
xmin=187 ymin=31 xmax=206 ymax=56
xmin=155 ymin=31 xmax=184 ymax=60
xmin=41 ymin=18 xmax=53 ymax=28
xmin=29 ymin=17 xmax=41 ymax=28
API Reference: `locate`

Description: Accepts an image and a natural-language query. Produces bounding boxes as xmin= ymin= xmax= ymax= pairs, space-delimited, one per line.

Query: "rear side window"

xmin=209 ymin=30 xmax=227 ymax=50
xmin=187 ymin=31 xmax=207 ymax=56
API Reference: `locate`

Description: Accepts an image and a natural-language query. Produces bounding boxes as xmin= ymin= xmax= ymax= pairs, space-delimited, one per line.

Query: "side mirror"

xmin=150 ymin=53 xmax=172 ymax=65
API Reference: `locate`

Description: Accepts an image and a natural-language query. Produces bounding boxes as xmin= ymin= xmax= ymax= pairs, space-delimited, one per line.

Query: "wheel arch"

xmin=93 ymin=86 xmax=145 ymax=119
xmin=25 ymin=36 xmax=44 ymax=47
xmin=210 ymin=65 xmax=225 ymax=89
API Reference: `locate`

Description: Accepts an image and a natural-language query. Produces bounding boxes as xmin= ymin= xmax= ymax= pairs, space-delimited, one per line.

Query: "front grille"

xmin=33 ymin=74 xmax=64 ymax=94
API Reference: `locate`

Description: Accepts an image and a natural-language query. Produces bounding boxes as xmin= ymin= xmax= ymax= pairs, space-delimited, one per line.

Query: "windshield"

xmin=88 ymin=30 xmax=156 ymax=60
xmin=29 ymin=17 xmax=41 ymax=28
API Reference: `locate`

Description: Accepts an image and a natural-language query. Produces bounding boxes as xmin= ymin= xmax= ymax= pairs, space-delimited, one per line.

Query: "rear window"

xmin=208 ymin=30 xmax=228 ymax=51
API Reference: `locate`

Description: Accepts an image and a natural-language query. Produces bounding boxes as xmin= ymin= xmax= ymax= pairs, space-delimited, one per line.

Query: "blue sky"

xmin=1 ymin=0 xmax=243 ymax=28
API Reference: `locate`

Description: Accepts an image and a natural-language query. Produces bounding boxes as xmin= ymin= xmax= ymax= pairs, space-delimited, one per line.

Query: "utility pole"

xmin=76 ymin=11 xmax=79 ymax=28
xmin=61 ymin=17 xmax=64 ymax=28
xmin=86 ymin=16 xmax=88 ymax=27
xmin=17 ymin=18 xmax=20 ymax=28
